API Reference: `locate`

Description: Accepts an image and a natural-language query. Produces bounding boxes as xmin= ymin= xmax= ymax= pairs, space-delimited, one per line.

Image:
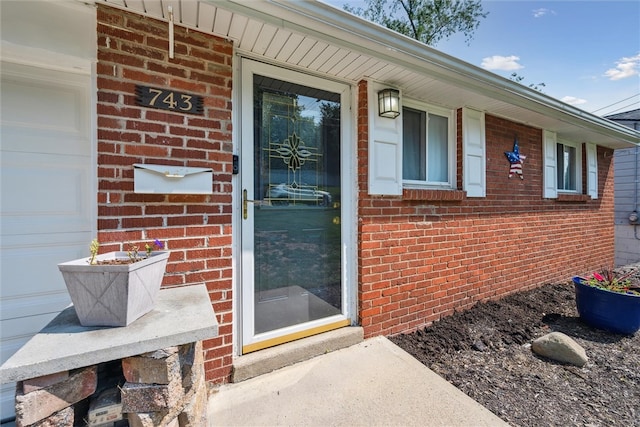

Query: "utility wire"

xmin=590 ymin=93 xmax=640 ymax=114
xmin=601 ymin=101 xmax=640 ymax=116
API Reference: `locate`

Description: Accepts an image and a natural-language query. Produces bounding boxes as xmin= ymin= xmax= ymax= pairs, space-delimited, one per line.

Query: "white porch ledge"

xmin=0 ymin=284 xmax=218 ymax=384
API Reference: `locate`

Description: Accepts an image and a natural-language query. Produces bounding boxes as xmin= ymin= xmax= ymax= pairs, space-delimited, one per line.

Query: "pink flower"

xmin=592 ymin=272 xmax=605 ymax=281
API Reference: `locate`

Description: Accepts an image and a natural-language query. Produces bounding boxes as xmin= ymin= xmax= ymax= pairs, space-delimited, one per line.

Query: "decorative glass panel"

xmin=252 ymin=75 xmax=342 ymax=334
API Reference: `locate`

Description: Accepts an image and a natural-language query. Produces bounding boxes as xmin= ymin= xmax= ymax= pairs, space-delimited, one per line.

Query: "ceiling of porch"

xmin=97 ymin=0 xmax=638 ymax=149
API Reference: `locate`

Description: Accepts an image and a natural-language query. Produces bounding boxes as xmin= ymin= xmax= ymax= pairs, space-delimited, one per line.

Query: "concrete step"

xmin=231 ymin=327 xmax=364 ymax=382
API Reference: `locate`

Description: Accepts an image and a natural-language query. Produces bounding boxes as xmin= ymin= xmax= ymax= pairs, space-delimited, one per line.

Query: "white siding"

xmin=614 ymin=147 xmax=640 ymax=265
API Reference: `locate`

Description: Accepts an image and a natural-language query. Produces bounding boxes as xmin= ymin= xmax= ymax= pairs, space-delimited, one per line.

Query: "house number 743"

xmin=135 ymin=85 xmax=203 ymax=115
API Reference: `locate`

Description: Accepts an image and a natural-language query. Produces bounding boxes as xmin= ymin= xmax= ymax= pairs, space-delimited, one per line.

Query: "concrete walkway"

xmin=207 ymin=336 xmax=508 ymax=426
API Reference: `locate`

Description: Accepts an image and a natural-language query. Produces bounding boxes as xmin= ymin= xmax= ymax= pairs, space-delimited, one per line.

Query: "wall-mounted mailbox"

xmin=133 ymin=164 xmax=213 ymax=194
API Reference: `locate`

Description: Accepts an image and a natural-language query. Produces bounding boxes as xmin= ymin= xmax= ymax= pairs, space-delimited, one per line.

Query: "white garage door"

xmin=0 ymin=61 xmax=94 ymax=420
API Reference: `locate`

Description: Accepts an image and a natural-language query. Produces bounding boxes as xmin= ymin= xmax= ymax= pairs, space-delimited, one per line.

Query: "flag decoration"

xmin=504 ymin=137 xmax=526 ymax=179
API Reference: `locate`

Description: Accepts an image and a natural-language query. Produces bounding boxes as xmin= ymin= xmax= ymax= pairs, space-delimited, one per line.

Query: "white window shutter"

xmin=543 ymin=130 xmax=558 ymax=199
xmin=586 ymin=143 xmax=598 ymax=199
xmin=368 ymin=81 xmax=403 ymax=195
xmin=462 ymin=108 xmax=486 ymax=198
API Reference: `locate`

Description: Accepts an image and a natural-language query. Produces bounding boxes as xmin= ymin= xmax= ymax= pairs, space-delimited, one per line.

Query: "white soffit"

xmin=95 ymin=0 xmax=638 ymax=149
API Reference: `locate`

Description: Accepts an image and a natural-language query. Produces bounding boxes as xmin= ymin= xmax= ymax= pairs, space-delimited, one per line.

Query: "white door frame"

xmin=235 ymin=57 xmax=357 ymax=354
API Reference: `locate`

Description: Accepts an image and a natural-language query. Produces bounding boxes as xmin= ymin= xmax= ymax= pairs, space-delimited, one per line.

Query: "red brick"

xmin=95 ymin=5 xmax=615 ymax=390
xmin=356 ymin=81 xmax=615 ymax=339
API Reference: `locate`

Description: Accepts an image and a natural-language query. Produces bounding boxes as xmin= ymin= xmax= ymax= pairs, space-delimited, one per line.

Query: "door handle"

xmin=243 ymin=189 xmax=267 ymax=219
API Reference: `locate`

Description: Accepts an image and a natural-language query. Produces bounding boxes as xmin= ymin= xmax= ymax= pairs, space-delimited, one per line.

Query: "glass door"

xmin=241 ymin=60 xmax=351 ymax=353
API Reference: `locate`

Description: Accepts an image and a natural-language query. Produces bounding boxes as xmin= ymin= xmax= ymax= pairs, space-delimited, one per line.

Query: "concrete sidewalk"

xmin=207 ymin=336 xmax=508 ymax=426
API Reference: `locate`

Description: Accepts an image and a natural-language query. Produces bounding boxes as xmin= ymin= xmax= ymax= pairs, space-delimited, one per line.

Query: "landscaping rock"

xmin=120 ymin=380 xmax=182 ymax=413
xmin=22 ymin=371 xmax=70 ymax=394
xmin=123 ymin=351 xmax=181 ymax=385
xmin=531 ymin=332 xmax=588 ymax=367
xmin=15 ymin=366 xmax=96 ymax=426
xmin=28 ymin=406 xmax=74 ymax=427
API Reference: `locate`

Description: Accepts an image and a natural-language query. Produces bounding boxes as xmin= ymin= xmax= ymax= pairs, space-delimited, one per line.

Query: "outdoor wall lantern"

xmin=378 ymin=88 xmax=400 ymax=118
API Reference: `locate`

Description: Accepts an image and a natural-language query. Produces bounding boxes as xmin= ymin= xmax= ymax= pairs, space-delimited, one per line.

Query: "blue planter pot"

xmin=572 ymin=277 xmax=640 ymax=335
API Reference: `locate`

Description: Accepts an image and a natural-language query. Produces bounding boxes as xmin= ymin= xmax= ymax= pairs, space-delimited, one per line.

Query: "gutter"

xmin=215 ymin=0 xmax=639 ymax=147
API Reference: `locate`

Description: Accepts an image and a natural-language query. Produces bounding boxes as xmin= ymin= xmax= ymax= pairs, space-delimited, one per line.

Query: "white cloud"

xmin=532 ymin=8 xmax=555 ymax=18
xmin=604 ymin=54 xmax=640 ymax=81
xmin=561 ymin=96 xmax=587 ymax=106
xmin=481 ymin=55 xmax=524 ymax=71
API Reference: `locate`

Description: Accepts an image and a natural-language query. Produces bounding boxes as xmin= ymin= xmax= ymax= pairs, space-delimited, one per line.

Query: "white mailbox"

xmin=133 ymin=163 xmax=213 ymax=194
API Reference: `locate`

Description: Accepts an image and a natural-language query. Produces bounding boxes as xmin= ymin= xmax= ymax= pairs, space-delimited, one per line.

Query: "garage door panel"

xmin=1 ymin=58 xmax=94 ymax=421
xmin=1 ymin=63 xmax=90 ymax=155
xmin=0 ymin=291 xmax=70 ymax=323
xmin=0 ymin=128 xmax=89 ymax=157
xmin=1 ymin=312 xmax=60 ymax=362
xmin=0 ymin=238 xmax=83 ymax=319
xmin=1 ymin=312 xmax=60 ymax=422
xmin=1 ymin=152 xmax=93 ymax=236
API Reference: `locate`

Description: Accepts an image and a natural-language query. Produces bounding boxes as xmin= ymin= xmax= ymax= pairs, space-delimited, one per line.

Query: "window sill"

xmin=556 ymin=194 xmax=591 ymax=203
xmin=402 ymin=188 xmax=466 ymax=201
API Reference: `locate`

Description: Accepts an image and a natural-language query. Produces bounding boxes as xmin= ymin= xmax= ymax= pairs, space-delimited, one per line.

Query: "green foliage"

xmin=510 ymin=73 xmax=546 ymax=92
xmin=344 ymin=0 xmax=488 ymax=46
xmin=580 ymin=268 xmax=640 ymax=296
xmin=88 ymin=238 xmax=164 ymax=264
xmin=89 ymin=239 xmax=99 ymax=265
xmin=126 ymin=244 xmax=141 ymax=262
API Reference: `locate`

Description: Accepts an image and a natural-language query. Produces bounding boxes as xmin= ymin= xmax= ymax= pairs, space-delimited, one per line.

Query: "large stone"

xmin=179 ymin=341 xmax=204 ymax=391
xmin=121 ymin=378 xmax=183 ymax=413
xmin=15 ymin=366 xmax=97 ymax=426
xmin=127 ymin=410 xmax=178 ymax=427
xmin=531 ymin=332 xmax=588 ymax=367
xmin=28 ymin=406 xmax=74 ymax=427
xmin=22 ymin=371 xmax=70 ymax=394
xmin=178 ymin=378 xmax=208 ymax=427
xmin=142 ymin=347 xmax=180 ymax=359
xmin=122 ymin=351 xmax=181 ymax=385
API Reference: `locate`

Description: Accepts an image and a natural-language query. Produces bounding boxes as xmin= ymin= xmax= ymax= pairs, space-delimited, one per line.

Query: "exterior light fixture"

xmin=378 ymin=88 xmax=400 ymax=118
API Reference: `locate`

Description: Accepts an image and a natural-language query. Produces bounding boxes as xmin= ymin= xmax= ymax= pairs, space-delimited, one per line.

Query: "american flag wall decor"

xmin=504 ymin=137 xmax=526 ymax=179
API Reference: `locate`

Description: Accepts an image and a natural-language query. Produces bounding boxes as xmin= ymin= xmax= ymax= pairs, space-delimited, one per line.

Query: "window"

xmin=557 ymin=141 xmax=578 ymax=191
xmin=556 ymin=140 xmax=581 ymax=192
xmin=402 ymin=101 xmax=454 ymax=187
xmin=543 ymin=131 xmax=596 ymax=199
xmin=367 ymin=83 xmax=462 ymax=196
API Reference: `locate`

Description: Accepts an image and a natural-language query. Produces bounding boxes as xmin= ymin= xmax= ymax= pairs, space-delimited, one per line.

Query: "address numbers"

xmin=135 ymin=85 xmax=203 ymax=115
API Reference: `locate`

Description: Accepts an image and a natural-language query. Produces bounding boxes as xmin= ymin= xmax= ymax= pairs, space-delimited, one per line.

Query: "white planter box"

xmin=58 ymin=251 xmax=169 ymax=327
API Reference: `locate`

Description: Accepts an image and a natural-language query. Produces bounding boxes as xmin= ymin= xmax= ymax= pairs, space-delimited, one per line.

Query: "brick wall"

xmin=95 ymin=4 xmax=617 ymax=383
xmin=357 ymin=81 xmax=615 ymax=338
xmin=96 ymin=5 xmax=233 ymax=383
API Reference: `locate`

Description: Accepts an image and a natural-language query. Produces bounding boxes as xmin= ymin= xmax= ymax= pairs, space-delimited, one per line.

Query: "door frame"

xmin=234 ymin=57 xmax=357 ymax=354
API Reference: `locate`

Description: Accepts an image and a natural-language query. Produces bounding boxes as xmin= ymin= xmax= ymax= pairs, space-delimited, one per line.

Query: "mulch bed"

xmin=390 ymin=266 xmax=640 ymax=426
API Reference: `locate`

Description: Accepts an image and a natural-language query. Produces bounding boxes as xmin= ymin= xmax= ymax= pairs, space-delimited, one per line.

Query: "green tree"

xmin=510 ymin=73 xmax=546 ymax=92
xmin=344 ymin=0 xmax=488 ymax=46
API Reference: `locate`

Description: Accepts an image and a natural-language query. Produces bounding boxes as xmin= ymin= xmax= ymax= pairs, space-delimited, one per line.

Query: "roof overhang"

xmin=97 ymin=0 xmax=639 ymax=149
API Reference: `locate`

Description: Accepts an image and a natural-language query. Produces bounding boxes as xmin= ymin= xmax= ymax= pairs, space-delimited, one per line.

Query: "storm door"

xmin=240 ymin=59 xmax=351 ymax=353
